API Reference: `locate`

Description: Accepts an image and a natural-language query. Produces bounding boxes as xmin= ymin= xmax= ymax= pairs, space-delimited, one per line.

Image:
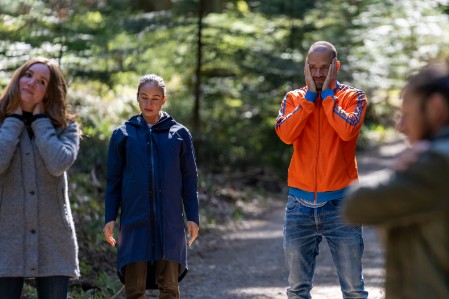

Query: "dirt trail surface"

xmin=174 ymin=139 xmax=407 ymax=299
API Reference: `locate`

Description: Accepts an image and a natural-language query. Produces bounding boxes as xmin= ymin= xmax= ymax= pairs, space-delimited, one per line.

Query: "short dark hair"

xmin=404 ymin=61 xmax=449 ymax=104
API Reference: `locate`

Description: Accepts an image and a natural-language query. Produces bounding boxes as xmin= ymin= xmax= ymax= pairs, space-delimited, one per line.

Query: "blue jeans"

xmin=283 ymin=195 xmax=368 ymax=299
xmin=0 ymin=276 xmax=69 ymax=299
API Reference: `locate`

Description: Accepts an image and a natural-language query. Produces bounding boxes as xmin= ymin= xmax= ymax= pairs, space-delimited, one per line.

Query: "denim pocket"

xmin=328 ymin=198 xmax=343 ymax=208
xmin=56 ymin=182 xmax=72 ymax=232
xmin=286 ymin=195 xmax=299 ymax=211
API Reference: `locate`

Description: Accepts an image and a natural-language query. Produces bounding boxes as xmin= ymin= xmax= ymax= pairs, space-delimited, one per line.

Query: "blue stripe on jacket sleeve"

xmin=275 ymin=94 xmax=302 ymax=127
xmin=332 ymin=90 xmax=366 ymax=126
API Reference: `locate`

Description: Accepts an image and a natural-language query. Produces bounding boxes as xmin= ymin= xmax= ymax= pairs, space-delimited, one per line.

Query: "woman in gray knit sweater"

xmin=0 ymin=57 xmax=80 ymax=298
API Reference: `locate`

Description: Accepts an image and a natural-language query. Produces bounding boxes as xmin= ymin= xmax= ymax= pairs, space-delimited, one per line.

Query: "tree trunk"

xmin=193 ymin=0 xmax=204 ymax=137
xmin=131 ymin=0 xmax=173 ymax=12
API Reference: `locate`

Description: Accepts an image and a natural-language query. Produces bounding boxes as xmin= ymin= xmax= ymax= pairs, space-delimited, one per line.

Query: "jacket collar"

xmin=335 ymin=81 xmax=341 ymax=91
xmin=433 ymin=125 xmax=449 ymax=141
xmin=126 ymin=112 xmax=176 ymax=131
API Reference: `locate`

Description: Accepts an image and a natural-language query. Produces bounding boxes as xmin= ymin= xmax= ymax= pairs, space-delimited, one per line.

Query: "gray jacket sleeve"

xmin=0 ymin=117 xmax=25 ymax=174
xmin=32 ymin=118 xmax=80 ymax=176
xmin=343 ymin=149 xmax=449 ymax=226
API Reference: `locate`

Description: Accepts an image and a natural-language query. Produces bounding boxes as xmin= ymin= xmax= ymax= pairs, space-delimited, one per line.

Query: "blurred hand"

xmin=393 ymin=140 xmax=431 ymax=171
xmin=304 ymin=58 xmax=317 ymax=93
xmin=13 ymin=106 xmax=23 ymax=115
xmin=187 ymin=221 xmax=199 ymax=246
xmin=322 ymin=58 xmax=337 ymax=91
xmin=103 ymin=221 xmax=117 ymax=247
xmin=33 ymin=102 xmax=45 ymax=115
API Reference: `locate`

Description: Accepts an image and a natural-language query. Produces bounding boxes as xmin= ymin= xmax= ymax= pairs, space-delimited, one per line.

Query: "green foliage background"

xmin=1 ymin=0 xmax=448 ymax=297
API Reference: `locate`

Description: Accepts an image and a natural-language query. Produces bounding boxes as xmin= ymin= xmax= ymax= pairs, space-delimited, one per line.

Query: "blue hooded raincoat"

xmin=105 ymin=112 xmax=199 ymax=287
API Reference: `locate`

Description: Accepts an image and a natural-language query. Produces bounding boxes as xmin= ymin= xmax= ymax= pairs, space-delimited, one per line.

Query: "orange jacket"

xmin=275 ymin=82 xmax=368 ymax=201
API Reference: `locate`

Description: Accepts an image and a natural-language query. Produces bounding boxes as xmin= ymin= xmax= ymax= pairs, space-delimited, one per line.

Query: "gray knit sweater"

xmin=0 ymin=116 xmax=80 ymax=278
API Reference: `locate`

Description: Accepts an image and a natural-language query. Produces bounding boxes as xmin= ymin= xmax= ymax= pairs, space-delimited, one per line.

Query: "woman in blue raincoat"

xmin=103 ymin=74 xmax=199 ymax=299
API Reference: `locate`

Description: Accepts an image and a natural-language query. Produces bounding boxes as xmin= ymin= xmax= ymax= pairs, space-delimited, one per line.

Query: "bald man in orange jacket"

xmin=275 ymin=41 xmax=368 ymax=299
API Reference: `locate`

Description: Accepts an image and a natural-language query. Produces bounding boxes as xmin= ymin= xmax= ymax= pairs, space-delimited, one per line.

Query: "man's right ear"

xmin=428 ymin=93 xmax=449 ymax=126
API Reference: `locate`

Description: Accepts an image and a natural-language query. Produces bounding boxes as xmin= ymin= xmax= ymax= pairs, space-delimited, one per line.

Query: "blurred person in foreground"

xmin=0 ymin=57 xmax=80 ymax=298
xmin=103 ymin=74 xmax=199 ymax=299
xmin=344 ymin=61 xmax=449 ymax=299
xmin=275 ymin=41 xmax=368 ymax=299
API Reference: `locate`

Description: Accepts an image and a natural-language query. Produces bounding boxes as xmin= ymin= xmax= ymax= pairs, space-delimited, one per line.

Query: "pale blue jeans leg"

xmin=284 ymin=195 xmax=321 ymax=299
xmin=321 ymin=199 xmax=368 ymax=299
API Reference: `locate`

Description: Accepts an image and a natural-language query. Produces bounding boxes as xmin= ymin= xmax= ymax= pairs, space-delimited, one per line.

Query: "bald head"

xmin=308 ymin=41 xmax=337 ymax=59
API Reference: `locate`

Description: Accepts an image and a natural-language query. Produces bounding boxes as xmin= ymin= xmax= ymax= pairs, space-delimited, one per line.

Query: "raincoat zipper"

xmin=149 ymin=127 xmax=157 ymax=259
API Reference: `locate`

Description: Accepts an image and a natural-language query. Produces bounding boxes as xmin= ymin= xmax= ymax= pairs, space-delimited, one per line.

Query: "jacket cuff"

xmin=105 ymin=214 xmax=117 ymax=225
xmin=321 ymin=89 xmax=335 ymax=101
xmin=305 ymin=90 xmax=318 ymax=103
xmin=187 ymin=217 xmax=200 ymax=227
xmin=6 ymin=114 xmax=23 ymax=121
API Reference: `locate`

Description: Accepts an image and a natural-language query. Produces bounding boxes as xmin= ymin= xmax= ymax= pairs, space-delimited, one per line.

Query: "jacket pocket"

xmin=328 ymin=198 xmax=343 ymax=208
xmin=56 ymin=182 xmax=72 ymax=232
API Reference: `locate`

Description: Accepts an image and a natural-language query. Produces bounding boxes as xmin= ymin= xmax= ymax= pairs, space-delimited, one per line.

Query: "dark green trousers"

xmin=124 ymin=260 xmax=180 ymax=299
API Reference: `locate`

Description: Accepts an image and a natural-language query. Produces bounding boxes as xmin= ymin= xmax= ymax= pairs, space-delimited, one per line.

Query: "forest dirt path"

xmin=176 ymin=139 xmax=406 ymax=299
